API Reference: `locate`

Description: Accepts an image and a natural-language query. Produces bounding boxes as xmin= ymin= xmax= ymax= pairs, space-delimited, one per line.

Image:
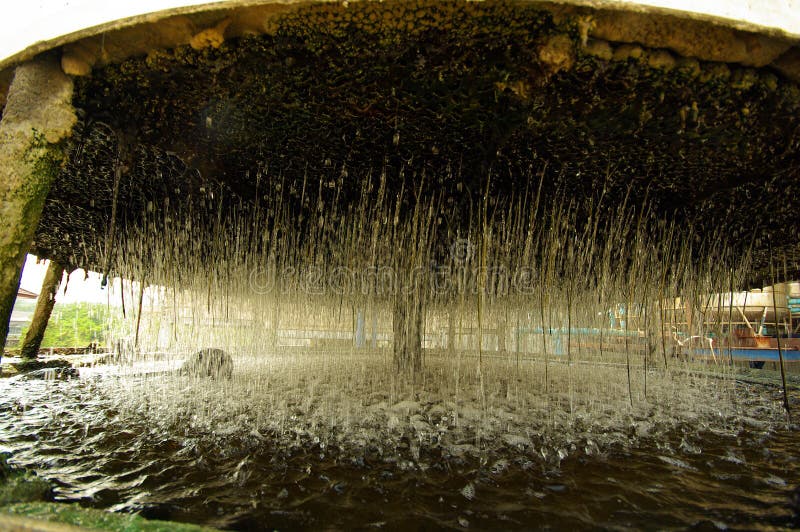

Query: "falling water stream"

xmin=2 ymin=169 xmax=799 ymax=529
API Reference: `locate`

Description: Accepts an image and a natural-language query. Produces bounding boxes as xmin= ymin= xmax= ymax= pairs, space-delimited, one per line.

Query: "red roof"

xmin=17 ymin=288 xmax=38 ymax=299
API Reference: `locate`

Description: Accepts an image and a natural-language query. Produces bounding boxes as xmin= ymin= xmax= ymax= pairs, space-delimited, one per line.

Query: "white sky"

xmin=19 ymin=254 xmax=118 ymax=304
xmin=1 ymin=0 xmax=799 ymax=63
xmin=0 ymin=1 xmax=206 ymax=62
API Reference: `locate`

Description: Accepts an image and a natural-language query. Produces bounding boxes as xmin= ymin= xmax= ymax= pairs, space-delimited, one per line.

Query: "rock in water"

xmin=19 ymin=367 xmax=79 ymax=381
xmin=181 ymin=348 xmax=233 ymax=378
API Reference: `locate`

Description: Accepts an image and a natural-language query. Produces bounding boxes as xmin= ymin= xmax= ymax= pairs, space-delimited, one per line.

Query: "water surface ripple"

xmin=1 ymin=375 xmax=797 ymax=530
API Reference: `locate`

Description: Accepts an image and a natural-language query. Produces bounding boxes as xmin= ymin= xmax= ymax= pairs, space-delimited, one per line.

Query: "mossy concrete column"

xmin=19 ymin=260 xmax=65 ymax=360
xmin=0 ymin=56 xmax=77 ymax=359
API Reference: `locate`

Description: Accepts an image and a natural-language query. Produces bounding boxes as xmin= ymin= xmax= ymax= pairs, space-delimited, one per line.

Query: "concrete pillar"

xmin=20 ymin=260 xmax=65 ymax=360
xmin=497 ymin=317 xmax=507 ymax=353
xmin=0 ymin=56 xmax=77 ymax=359
xmin=354 ymin=308 xmax=365 ymax=348
xmin=393 ymin=295 xmax=422 ymax=373
xmin=370 ymin=311 xmax=378 ymax=349
xmin=447 ymin=311 xmax=456 ymax=353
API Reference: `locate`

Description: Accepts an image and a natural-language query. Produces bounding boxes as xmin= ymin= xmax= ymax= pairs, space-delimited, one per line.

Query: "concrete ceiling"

xmin=1 ymin=0 xmax=798 ymax=281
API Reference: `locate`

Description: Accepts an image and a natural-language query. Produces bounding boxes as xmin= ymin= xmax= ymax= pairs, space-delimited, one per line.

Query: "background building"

xmin=7 ymin=288 xmax=38 ymax=345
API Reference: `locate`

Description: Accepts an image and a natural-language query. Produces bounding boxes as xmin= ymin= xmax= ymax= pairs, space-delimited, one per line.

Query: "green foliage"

xmin=18 ymin=303 xmax=116 ymax=347
xmin=1 ymin=455 xmax=214 ymax=530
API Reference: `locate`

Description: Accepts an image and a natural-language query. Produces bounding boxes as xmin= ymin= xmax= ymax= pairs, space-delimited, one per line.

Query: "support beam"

xmin=0 ymin=55 xmax=76 ymax=360
xmin=447 ymin=311 xmax=456 ymax=353
xmin=354 ymin=308 xmax=365 ymax=348
xmin=19 ymin=260 xmax=65 ymax=360
xmin=392 ymin=295 xmax=423 ymax=374
xmin=497 ymin=317 xmax=507 ymax=353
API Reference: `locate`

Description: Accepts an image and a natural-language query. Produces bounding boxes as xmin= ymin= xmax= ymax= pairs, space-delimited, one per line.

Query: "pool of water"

xmin=1 ymin=369 xmax=798 ymax=530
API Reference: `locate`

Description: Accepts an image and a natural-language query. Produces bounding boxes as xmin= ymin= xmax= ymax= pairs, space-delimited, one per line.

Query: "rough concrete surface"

xmin=0 ymin=56 xmax=76 ymax=356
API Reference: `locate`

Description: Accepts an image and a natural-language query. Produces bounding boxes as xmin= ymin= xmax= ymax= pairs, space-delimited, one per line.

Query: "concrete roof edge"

xmin=1 ymin=0 xmax=799 ymax=73
xmin=0 ymin=0 xmax=285 ymax=72
xmin=1 ymin=0 xmax=799 ymax=109
xmin=544 ymin=0 xmax=800 ymax=40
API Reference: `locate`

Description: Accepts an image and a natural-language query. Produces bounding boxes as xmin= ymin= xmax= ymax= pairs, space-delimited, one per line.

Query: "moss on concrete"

xmin=0 ymin=455 xmax=217 ymax=531
xmin=1 ymin=503 xmax=217 ymax=531
xmin=0 ymin=454 xmax=52 ymax=506
xmin=0 ymin=476 xmax=53 ymax=506
xmin=0 ymin=134 xmax=69 ymax=360
xmin=0 ymin=56 xmax=76 ymax=358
